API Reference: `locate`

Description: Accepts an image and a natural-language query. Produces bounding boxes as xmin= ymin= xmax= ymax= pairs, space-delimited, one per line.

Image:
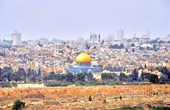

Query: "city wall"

xmin=0 ymin=85 xmax=170 ymax=100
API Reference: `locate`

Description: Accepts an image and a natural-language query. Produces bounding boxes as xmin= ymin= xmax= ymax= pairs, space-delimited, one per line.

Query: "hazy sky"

xmin=0 ymin=0 xmax=170 ymax=40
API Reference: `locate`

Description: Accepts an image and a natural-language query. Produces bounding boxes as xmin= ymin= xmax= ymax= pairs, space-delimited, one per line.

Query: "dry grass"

xmin=0 ymin=85 xmax=170 ymax=109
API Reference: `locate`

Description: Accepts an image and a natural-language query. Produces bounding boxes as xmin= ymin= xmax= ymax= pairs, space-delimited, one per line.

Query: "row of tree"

xmin=42 ymin=72 xmax=97 ymax=86
xmin=109 ymin=44 xmax=124 ymax=49
xmin=0 ymin=66 xmax=170 ymax=87
xmin=0 ymin=67 xmax=41 ymax=83
xmin=131 ymin=67 xmax=170 ymax=84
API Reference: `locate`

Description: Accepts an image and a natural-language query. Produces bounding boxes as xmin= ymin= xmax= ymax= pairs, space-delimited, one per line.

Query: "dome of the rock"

xmin=76 ymin=52 xmax=91 ymax=63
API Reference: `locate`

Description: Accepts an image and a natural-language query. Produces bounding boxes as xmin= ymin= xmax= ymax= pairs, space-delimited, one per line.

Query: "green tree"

xmin=143 ymin=72 xmax=150 ymax=81
xmin=18 ymin=67 xmax=26 ymax=81
xmin=76 ymin=73 xmax=85 ymax=82
xmin=125 ymin=48 xmax=128 ymax=52
xmin=132 ymin=69 xmax=138 ymax=81
xmin=2 ymin=67 xmax=11 ymax=73
xmin=101 ymin=73 xmax=110 ymax=80
xmin=1 ymin=67 xmax=13 ymax=82
xmin=101 ymin=73 xmax=118 ymax=81
xmin=0 ymin=68 xmax=2 ymax=80
xmin=88 ymin=95 xmax=92 ymax=101
xmin=140 ymin=69 xmax=144 ymax=81
xmin=42 ymin=74 xmax=50 ymax=81
xmin=10 ymin=72 xmax=20 ymax=82
xmin=156 ymin=66 xmax=163 ymax=73
xmin=66 ymin=73 xmax=73 ymax=82
xmin=37 ymin=68 xmax=41 ymax=77
xmin=119 ymin=44 xmax=124 ymax=49
xmin=159 ymin=74 xmax=169 ymax=83
xmin=27 ymin=68 xmax=32 ymax=78
xmin=20 ymin=68 xmax=26 ymax=77
xmin=31 ymin=70 xmax=36 ymax=76
xmin=29 ymin=75 xmax=36 ymax=82
xmin=150 ymin=74 xmax=159 ymax=84
xmin=49 ymin=71 xmax=56 ymax=80
xmin=119 ymin=73 xmax=127 ymax=81
xmin=87 ymin=72 xmax=94 ymax=81
xmin=132 ymin=48 xmax=135 ymax=52
xmin=12 ymin=99 xmax=25 ymax=110
xmin=1 ymin=72 xmax=11 ymax=82
xmin=162 ymin=67 xmax=170 ymax=75
xmin=0 ymin=81 xmax=11 ymax=87
xmin=130 ymin=43 xmax=135 ymax=47
xmin=55 ymin=74 xmax=66 ymax=81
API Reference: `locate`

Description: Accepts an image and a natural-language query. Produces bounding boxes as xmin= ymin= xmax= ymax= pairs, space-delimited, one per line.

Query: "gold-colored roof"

xmin=76 ymin=52 xmax=91 ymax=63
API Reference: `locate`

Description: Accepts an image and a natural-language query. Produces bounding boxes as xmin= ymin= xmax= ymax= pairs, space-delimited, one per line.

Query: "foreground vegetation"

xmin=111 ymin=106 xmax=170 ymax=110
xmin=1 ymin=85 xmax=170 ymax=110
xmin=0 ymin=66 xmax=170 ymax=87
xmin=12 ymin=99 xmax=25 ymax=110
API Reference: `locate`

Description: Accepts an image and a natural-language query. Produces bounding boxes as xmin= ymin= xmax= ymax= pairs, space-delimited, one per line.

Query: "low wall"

xmin=0 ymin=85 xmax=170 ymax=100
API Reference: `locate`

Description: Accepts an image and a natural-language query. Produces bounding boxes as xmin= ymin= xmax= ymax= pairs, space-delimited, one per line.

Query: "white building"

xmin=54 ymin=43 xmax=64 ymax=56
xmin=140 ymin=34 xmax=150 ymax=43
xmin=162 ymin=34 xmax=170 ymax=42
xmin=90 ymin=33 xmax=98 ymax=43
xmin=12 ymin=31 xmax=21 ymax=46
xmin=117 ymin=29 xmax=124 ymax=40
xmin=17 ymin=84 xmax=45 ymax=88
xmin=141 ymin=43 xmax=153 ymax=48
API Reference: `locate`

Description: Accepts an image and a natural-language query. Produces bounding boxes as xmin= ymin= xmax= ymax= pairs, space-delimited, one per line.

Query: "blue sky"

xmin=0 ymin=0 xmax=170 ymax=40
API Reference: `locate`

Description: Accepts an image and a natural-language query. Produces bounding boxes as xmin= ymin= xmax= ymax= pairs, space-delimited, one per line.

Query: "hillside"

xmin=0 ymin=85 xmax=170 ymax=109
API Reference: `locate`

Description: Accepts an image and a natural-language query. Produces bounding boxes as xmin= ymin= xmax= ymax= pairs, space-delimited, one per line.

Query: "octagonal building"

xmin=67 ymin=52 xmax=102 ymax=73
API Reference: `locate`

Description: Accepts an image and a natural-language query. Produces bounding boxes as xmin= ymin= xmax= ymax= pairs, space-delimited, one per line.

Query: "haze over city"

xmin=1 ymin=1 xmax=170 ymax=110
xmin=0 ymin=0 xmax=170 ymax=40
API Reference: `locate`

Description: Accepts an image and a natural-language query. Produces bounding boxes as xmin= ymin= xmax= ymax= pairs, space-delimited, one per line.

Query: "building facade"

xmin=12 ymin=31 xmax=21 ymax=46
xmin=54 ymin=43 xmax=64 ymax=56
xmin=117 ymin=29 xmax=124 ymax=40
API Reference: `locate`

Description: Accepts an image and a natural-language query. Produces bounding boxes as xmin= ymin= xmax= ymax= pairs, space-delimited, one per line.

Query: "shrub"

xmin=120 ymin=95 xmax=122 ymax=100
xmin=103 ymin=99 xmax=107 ymax=103
xmin=88 ymin=95 xmax=92 ymax=101
xmin=12 ymin=99 xmax=25 ymax=110
xmin=11 ymin=82 xmax=17 ymax=87
xmin=0 ymin=81 xmax=11 ymax=87
xmin=149 ymin=106 xmax=170 ymax=110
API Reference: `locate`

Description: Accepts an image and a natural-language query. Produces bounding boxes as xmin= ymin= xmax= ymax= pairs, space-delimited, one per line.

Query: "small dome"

xmin=76 ymin=52 xmax=91 ymax=63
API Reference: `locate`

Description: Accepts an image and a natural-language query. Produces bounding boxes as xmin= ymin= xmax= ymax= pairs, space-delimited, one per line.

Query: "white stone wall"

xmin=17 ymin=84 xmax=45 ymax=88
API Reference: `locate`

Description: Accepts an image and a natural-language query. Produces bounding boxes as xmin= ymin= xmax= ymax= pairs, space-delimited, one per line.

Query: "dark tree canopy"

xmin=132 ymin=69 xmax=138 ymax=81
xmin=162 ymin=67 xmax=170 ymax=75
xmin=150 ymin=74 xmax=159 ymax=84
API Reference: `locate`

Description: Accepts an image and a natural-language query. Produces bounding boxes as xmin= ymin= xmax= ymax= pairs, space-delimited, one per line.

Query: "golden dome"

xmin=76 ymin=52 xmax=91 ymax=63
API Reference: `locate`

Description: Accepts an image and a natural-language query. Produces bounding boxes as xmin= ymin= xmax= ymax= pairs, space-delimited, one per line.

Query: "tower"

xmin=90 ymin=33 xmax=97 ymax=43
xmin=117 ymin=29 xmax=124 ymax=40
xmin=12 ymin=31 xmax=21 ymax=46
xmin=54 ymin=43 xmax=63 ymax=56
xmin=98 ymin=34 xmax=100 ymax=43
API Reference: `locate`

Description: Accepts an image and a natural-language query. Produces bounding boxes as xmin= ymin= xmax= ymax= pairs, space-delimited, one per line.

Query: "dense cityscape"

xmin=1 ymin=30 xmax=170 ymax=109
xmin=0 ymin=30 xmax=170 ymax=87
xmin=1 ymin=0 xmax=170 ymax=109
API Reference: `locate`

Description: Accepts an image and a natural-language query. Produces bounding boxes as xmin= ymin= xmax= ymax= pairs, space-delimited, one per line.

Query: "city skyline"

xmin=0 ymin=0 xmax=170 ymax=40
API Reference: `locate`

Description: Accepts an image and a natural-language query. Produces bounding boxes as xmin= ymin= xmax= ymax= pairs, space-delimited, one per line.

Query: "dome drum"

xmin=77 ymin=62 xmax=91 ymax=67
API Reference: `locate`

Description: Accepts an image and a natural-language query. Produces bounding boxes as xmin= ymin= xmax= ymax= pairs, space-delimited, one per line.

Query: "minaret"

xmin=98 ymin=34 xmax=100 ymax=43
xmin=146 ymin=30 xmax=150 ymax=38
